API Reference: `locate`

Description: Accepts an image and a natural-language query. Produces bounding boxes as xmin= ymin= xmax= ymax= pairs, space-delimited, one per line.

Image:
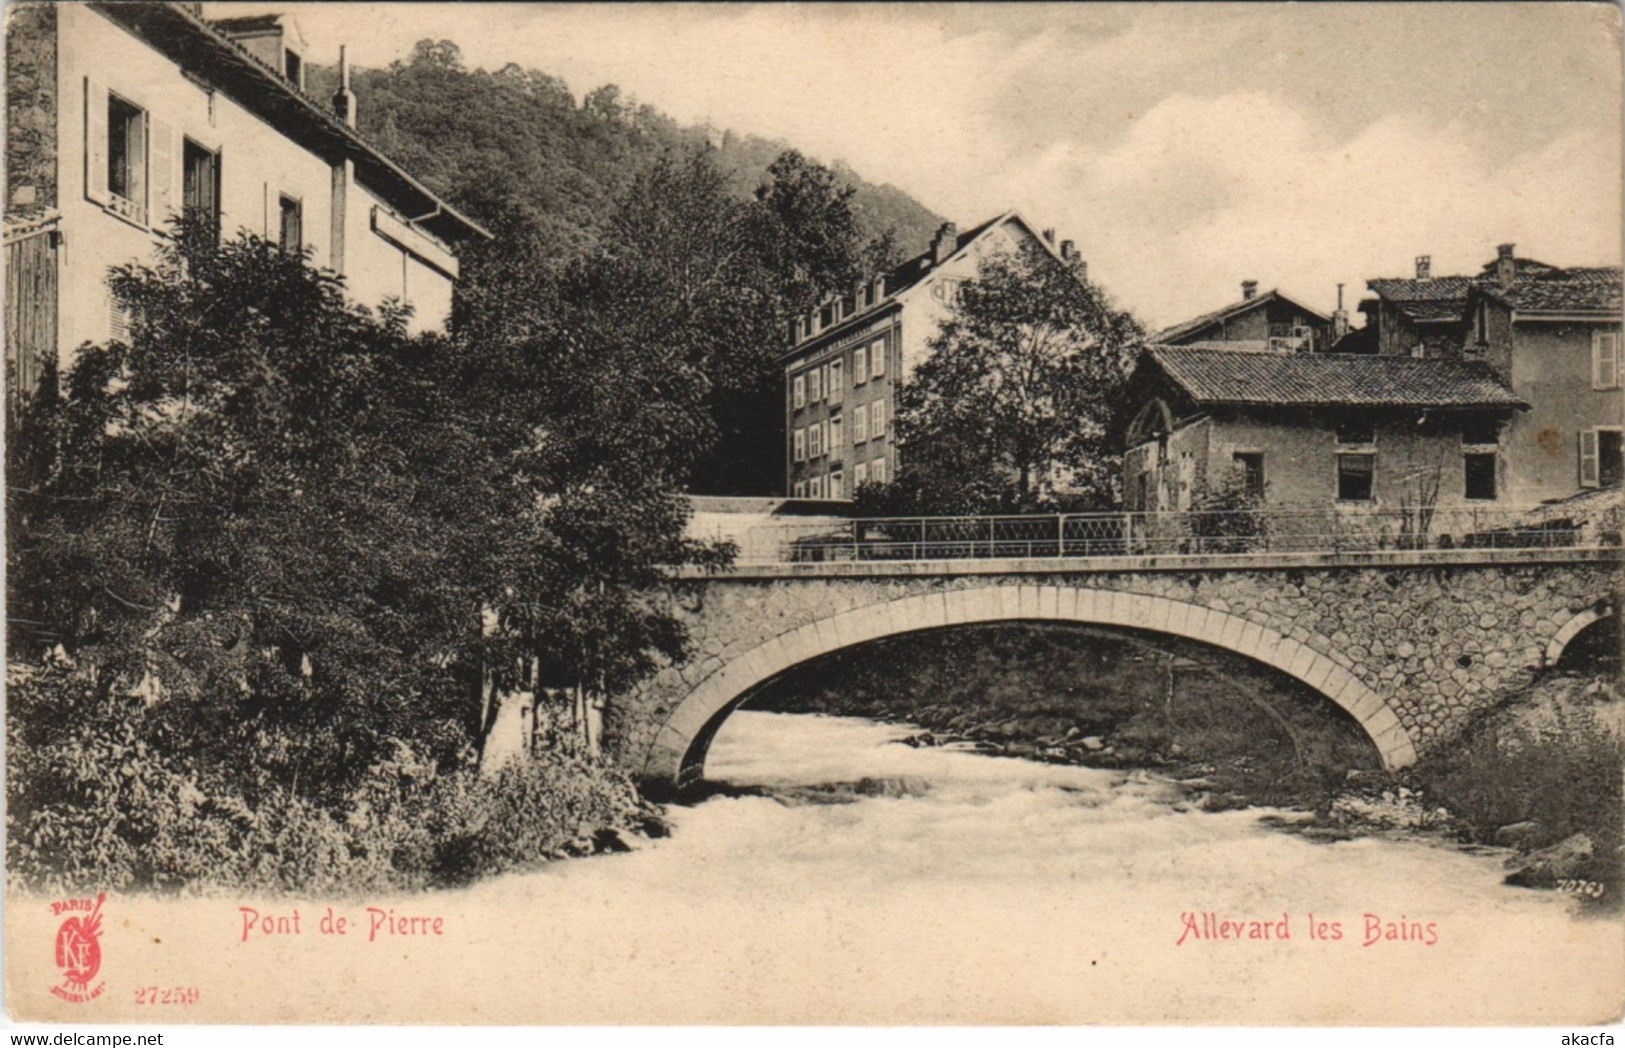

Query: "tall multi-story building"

xmin=781 ymin=210 xmax=1079 ymax=499
xmin=4 ymin=3 xmax=488 ymax=413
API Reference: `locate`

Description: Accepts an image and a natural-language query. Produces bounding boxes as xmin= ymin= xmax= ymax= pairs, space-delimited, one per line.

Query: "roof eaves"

xmin=95 ymin=3 xmax=491 ymax=242
xmin=777 ymin=299 xmax=903 ymax=362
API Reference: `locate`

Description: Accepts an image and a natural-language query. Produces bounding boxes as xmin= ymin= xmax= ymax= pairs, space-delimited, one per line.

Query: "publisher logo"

xmin=50 ymin=893 xmax=106 ymax=1003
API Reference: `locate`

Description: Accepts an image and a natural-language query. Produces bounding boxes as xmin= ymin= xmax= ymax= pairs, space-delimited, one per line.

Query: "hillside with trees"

xmin=306 ymin=40 xmax=943 ymax=494
xmin=308 ymin=41 xmax=942 ymax=277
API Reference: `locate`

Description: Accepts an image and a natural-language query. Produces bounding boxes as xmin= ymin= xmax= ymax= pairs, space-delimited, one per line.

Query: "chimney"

xmin=1076 ymin=260 xmax=1088 ymax=284
xmin=1415 ymin=255 xmax=1431 ymax=280
xmin=1333 ymin=282 xmax=1350 ymax=342
xmin=1059 ymin=239 xmax=1078 ymax=262
xmin=1241 ymin=280 xmax=1258 ymax=301
xmin=333 ymin=45 xmax=356 ymax=127
xmin=930 ymin=222 xmax=958 ymax=266
xmin=1496 ymin=243 xmax=1516 ymax=289
xmin=1042 ymin=228 xmax=1056 ymax=246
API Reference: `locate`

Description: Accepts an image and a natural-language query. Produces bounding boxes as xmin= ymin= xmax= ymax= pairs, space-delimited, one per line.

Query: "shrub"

xmin=1413 ymin=700 xmax=1623 ymax=895
xmin=6 ymin=665 xmax=648 ymax=896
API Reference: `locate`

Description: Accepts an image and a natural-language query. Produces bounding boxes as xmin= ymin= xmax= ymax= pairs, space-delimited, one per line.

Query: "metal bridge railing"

xmin=729 ymin=502 xmax=1624 ymax=565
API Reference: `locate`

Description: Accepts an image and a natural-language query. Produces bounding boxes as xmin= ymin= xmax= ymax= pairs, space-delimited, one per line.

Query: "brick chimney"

xmin=1496 ymin=243 xmax=1516 ymax=289
xmin=1241 ymin=280 xmax=1258 ymax=301
xmin=333 ymin=44 xmax=356 ymax=127
xmin=1060 ymin=239 xmax=1078 ymax=262
xmin=1415 ymin=255 xmax=1431 ymax=280
xmin=1333 ymin=283 xmax=1349 ymax=342
xmin=930 ymin=222 xmax=958 ymax=266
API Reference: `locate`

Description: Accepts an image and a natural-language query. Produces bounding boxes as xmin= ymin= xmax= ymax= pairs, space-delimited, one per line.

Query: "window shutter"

xmin=1580 ymin=429 xmax=1600 ymax=487
xmin=85 ymin=78 xmax=109 ymax=205
xmin=149 ymin=116 xmax=175 ymax=228
xmin=1594 ymin=331 xmax=1621 ymax=390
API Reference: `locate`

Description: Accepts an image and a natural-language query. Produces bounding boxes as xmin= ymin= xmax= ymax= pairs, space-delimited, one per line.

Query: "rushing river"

xmin=8 ymin=711 xmax=1620 ymax=1024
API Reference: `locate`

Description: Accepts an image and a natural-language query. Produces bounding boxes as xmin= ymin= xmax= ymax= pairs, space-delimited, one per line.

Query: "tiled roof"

xmin=1482 ymin=266 xmax=1622 ymax=314
xmin=1365 ymin=275 xmax=1476 ymax=323
xmin=1154 ymin=289 xmax=1329 ymax=344
xmin=1146 ymin=347 xmax=1526 ymax=409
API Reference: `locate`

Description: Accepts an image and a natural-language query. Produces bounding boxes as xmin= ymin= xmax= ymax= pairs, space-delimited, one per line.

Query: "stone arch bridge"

xmin=603 ymin=547 xmax=1618 ymax=794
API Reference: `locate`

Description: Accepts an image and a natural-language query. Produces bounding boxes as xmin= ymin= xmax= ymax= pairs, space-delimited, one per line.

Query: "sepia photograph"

xmin=3 ymin=0 xmax=1622 ymax=1031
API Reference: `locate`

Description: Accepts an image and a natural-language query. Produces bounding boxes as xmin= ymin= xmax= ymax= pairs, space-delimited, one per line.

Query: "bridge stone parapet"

xmin=604 ymin=549 xmax=1619 ymax=793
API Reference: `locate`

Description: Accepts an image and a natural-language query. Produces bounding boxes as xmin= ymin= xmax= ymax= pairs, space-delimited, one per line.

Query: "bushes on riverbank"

xmin=6 ymin=664 xmax=653 ymax=896
xmin=1406 ymin=676 xmax=1622 ymax=902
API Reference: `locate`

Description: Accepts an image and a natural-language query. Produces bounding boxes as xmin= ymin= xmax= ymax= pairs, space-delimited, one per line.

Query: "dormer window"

xmin=283 ymin=49 xmax=303 ymax=89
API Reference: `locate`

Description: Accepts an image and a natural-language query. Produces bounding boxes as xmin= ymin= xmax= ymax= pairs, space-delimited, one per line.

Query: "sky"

xmin=207 ymin=2 xmax=1622 ymax=330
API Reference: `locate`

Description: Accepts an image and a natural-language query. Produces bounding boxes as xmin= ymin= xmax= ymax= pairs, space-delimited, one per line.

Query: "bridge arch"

xmin=643 ymin=582 xmax=1418 ymax=790
xmin=1545 ymin=602 xmax=1617 ymax=666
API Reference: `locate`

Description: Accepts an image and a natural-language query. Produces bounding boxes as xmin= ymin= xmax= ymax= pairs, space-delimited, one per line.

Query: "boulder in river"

xmin=1504 ymin=832 xmax=1595 ymax=888
xmin=1492 ymin=821 xmax=1542 ymax=849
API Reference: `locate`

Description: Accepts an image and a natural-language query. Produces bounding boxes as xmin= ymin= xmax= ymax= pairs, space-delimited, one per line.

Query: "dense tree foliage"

xmin=5 ymin=220 xmax=718 ymax=891
xmin=313 ymin=40 xmax=941 ymax=267
xmin=863 ymin=243 xmax=1145 ymax=514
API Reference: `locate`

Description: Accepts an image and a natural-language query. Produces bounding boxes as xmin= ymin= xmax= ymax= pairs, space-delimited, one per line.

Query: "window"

xmin=807 ymin=422 xmax=822 ymax=458
xmin=283 ymin=48 xmax=303 ymax=87
xmin=828 ymin=359 xmax=843 ymax=402
xmin=182 ymin=139 xmax=219 ymax=231
xmin=828 ymin=469 xmax=844 ymax=500
xmin=793 ymin=427 xmax=806 ymax=462
xmin=1594 ymin=331 xmax=1621 ymax=390
xmin=852 ymin=403 xmax=868 ymax=443
xmin=1337 ymin=454 xmax=1374 ymax=501
xmin=106 ymin=93 xmax=147 ymax=221
xmin=809 ymin=366 xmax=822 ymax=403
xmin=870 ymin=399 xmax=885 ymax=439
xmin=1464 ymin=453 xmax=1497 ymax=501
xmin=870 ymin=457 xmax=887 ymax=485
xmin=853 ymin=346 xmax=867 ymax=385
xmin=828 ymin=413 xmax=842 ymax=458
xmin=1474 ymin=301 xmax=1489 ymax=347
xmin=1232 ymin=452 xmax=1264 ymax=497
xmin=793 ymin=374 xmax=806 ymax=409
xmin=1461 ymin=418 xmax=1499 ymax=447
xmin=854 ymin=462 xmax=869 ymax=488
xmin=1605 ymin=431 xmax=1625 ymax=488
xmin=278 ymin=195 xmax=303 ymax=253
xmin=871 ymin=338 xmax=885 ymax=379
xmin=1581 ymin=428 xmax=1624 ymax=488
xmin=810 ymin=475 xmax=824 ymax=499
xmin=793 ymin=480 xmax=806 ymax=499
xmin=1335 ymin=420 xmax=1374 ymax=445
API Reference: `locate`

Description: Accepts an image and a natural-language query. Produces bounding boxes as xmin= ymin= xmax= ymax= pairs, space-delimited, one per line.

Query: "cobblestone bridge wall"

xmin=603 ymin=552 xmax=1618 ymax=791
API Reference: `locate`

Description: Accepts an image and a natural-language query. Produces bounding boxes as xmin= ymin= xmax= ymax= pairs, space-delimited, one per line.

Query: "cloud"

xmin=1042 ymin=92 xmax=1622 ymax=328
xmin=222 ymin=3 xmax=1620 ymax=329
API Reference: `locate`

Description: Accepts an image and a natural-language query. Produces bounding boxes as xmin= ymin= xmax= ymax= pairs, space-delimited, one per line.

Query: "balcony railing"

xmin=724 ymin=502 xmax=1624 ymax=565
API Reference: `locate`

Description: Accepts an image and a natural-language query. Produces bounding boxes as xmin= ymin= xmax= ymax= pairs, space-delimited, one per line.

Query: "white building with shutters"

xmin=4 ymin=3 xmax=488 ymax=410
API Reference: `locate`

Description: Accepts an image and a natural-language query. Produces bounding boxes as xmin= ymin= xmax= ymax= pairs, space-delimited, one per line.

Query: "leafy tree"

xmin=874 ymin=242 xmax=1144 ymax=514
xmin=6 ymin=218 xmax=723 ymax=812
